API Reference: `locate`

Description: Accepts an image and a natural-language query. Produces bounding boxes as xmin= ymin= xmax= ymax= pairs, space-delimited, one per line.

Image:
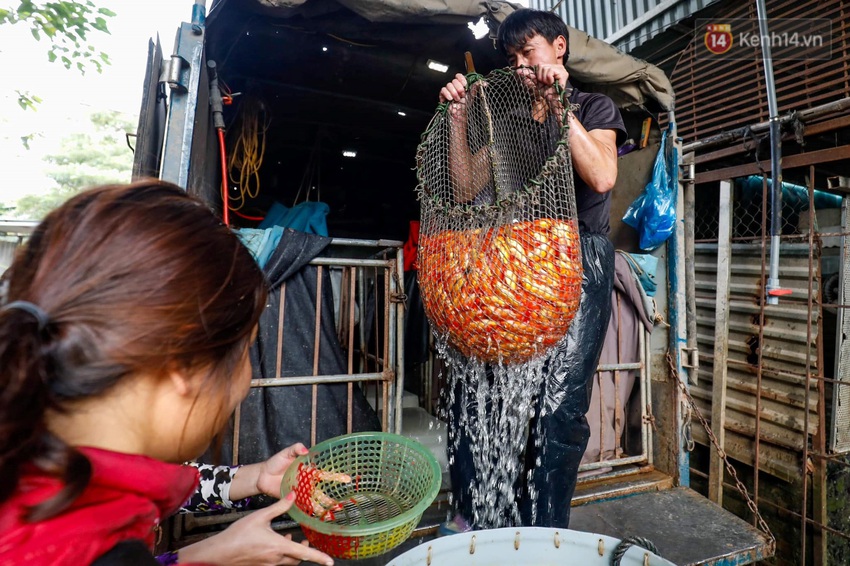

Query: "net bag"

xmin=416 ymin=68 xmax=583 ymax=365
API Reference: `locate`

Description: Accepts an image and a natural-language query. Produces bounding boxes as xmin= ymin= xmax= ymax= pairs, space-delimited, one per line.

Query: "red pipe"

xmin=231 ymin=209 xmax=265 ymax=222
xmin=217 ymin=127 xmax=230 ymax=226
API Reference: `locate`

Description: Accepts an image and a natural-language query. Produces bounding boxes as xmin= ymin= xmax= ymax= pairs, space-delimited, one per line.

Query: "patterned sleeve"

xmin=178 ymin=463 xmax=252 ymax=514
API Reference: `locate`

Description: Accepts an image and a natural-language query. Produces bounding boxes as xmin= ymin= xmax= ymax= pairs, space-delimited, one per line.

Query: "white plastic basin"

xmin=386 ymin=527 xmax=676 ymax=566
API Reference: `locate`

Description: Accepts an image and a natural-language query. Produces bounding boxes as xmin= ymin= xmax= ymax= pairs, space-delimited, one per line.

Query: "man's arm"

xmin=441 ymin=73 xmax=492 ymax=204
xmin=529 ymin=64 xmax=620 ymax=193
xmin=567 ymin=114 xmax=618 ymax=193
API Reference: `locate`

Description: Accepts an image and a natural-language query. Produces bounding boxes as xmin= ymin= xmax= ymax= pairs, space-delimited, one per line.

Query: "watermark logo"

xmin=704 ymin=24 xmax=733 ymax=55
xmin=696 ymin=19 xmax=832 ymax=61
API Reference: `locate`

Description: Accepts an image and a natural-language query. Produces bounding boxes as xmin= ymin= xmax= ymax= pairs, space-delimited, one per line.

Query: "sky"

xmin=0 ymin=1 xmax=526 ymax=208
xmin=0 ymin=1 xmax=190 ymax=204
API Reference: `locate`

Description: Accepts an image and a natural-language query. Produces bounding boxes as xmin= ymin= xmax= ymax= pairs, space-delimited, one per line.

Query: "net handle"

xmin=465 ymin=51 xmax=476 ymax=74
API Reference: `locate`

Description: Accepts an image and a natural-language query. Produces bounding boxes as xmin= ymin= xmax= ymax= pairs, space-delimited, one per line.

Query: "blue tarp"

xmin=259 ymin=201 xmax=329 ymax=236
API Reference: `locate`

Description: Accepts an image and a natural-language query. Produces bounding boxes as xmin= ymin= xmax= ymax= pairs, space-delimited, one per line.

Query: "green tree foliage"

xmin=0 ymin=1 xmax=115 ymax=109
xmin=14 ymin=110 xmax=134 ymax=219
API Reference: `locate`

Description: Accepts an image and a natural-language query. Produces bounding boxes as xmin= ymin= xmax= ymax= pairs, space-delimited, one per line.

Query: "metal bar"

xmin=579 ymin=455 xmax=649 ymax=472
xmin=309 ymin=258 xmax=395 ymax=268
xmin=800 ymin=165 xmax=815 ymax=563
xmin=347 ymin=266 xmax=356 ymax=434
xmin=694 ymin=144 xmax=850 ymax=184
xmin=335 ymin=267 xmax=345 ymax=341
xmin=382 ymin=380 xmax=390 ymax=432
xmin=808 ymin=450 xmax=850 ymax=465
xmin=327 ymin=237 xmax=403 ymax=248
xmin=641 ymin=327 xmax=653 ymax=465
xmin=358 ymin=267 xmax=367 ymax=374
xmin=394 ymin=248 xmax=405 ymax=434
xmin=694 ymin=115 xmax=850 ymax=166
xmin=832 ymin=197 xmax=850 ymax=452
xmin=388 ymin=255 xmax=401 ymax=433
xmin=666 ymin=114 xmax=690 ymax=486
xmin=682 ymin=97 xmax=850 ymax=154
xmin=377 ymin=265 xmax=389 ymax=432
xmin=709 ymin=179 xmax=733 ymax=505
xmin=311 ymin=266 xmax=322 ymax=447
xmin=159 ymin=13 xmax=206 ymax=188
xmin=275 ymin=283 xmax=286 ymax=379
xmin=684 ymin=157 xmax=699 ymax=383
xmin=755 ymin=0 xmax=783 ymax=305
xmin=813 ymin=194 xmax=828 ymax=565
xmin=250 ymin=373 xmax=388 ymax=387
xmin=753 ymin=177 xmax=768 ymax=528
xmin=614 ymin=294 xmax=622 ymax=458
xmin=597 ymin=371 xmax=604 ymax=463
xmin=596 ymin=362 xmax=643 ymax=371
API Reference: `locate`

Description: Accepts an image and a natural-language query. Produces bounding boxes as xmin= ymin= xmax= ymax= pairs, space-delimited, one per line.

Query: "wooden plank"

xmin=709 ymin=179 xmax=733 ymax=504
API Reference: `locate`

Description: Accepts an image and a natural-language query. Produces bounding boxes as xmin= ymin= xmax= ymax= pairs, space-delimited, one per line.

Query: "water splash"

xmin=437 ymin=334 xmax=553 ymax=529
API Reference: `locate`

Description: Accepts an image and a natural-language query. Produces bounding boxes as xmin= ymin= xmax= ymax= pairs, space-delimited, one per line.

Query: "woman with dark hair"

xmin=0 ymin=181 xmax=335 ymax=565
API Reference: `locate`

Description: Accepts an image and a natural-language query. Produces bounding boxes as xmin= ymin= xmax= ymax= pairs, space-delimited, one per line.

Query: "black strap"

xmin=91 ymin=540 xmax=160 ymax=566
xmin=611 ymin=535 xmax=660 ymax=566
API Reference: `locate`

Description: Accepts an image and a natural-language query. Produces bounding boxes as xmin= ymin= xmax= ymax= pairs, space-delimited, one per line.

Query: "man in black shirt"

xmin=438 ymin=8 xmax=626 ymax=529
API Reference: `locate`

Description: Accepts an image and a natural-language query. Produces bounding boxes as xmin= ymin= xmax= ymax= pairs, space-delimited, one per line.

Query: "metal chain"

xmin=666 ymin=352 xmax=776 ymax=552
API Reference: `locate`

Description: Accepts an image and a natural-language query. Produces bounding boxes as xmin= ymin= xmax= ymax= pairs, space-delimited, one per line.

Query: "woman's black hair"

xmin=0 ymin=180 xmax=268 ymax=521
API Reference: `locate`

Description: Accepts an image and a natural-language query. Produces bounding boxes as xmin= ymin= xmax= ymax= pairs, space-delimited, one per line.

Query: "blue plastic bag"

xmin=622 ymin=123 xmax=678 ymax=251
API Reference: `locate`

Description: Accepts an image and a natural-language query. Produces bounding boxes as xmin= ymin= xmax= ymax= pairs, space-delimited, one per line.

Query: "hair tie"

xmin=2 ymin=300 xmax=50 ymax=331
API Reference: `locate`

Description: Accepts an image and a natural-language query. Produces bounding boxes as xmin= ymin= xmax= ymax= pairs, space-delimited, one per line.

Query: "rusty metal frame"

xmin=578 ymin=324 xmax=655 ymax=474
xmin=688 ymin=155 xmax=850 ymax=563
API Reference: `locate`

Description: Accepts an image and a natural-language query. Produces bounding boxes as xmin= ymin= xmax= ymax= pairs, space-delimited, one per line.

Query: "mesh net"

xmin=416 ymin=68 xmax=583 ymax=365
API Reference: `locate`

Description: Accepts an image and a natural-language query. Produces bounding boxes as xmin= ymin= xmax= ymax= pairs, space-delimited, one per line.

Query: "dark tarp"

xmin=223 ymin=229 xmax=380 ymax=465
xmin=214 ymin=0 xmax=674 ymax=111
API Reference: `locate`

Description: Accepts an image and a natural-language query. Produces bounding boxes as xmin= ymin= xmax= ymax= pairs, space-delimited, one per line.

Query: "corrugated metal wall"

xmin=530 ymin=0 xmax=717 ymax=53
xmin=671 ymin=0 xmax=850 ymax=143
xmin=693 ymin=242 xmax=821 ymax=482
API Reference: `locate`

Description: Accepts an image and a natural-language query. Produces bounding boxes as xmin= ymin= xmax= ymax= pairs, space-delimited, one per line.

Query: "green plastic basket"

xmin=281 ymin=432 xmax=442 ymax=560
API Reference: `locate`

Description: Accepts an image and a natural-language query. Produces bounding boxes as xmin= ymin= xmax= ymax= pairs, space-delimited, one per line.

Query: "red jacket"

xmin=0 ymin=447 xmax=199 ymax=565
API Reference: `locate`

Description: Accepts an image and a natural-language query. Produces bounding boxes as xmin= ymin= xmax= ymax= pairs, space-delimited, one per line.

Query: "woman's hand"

xmin=176 ymin=494 xmax=334 ymax=566
xmin=230 ymin=443 xmax=310 ymax=501
xmin=256 ymin=444 xmax=310 ymax=498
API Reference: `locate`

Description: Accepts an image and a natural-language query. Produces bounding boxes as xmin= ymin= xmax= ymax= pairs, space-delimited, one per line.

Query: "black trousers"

xmin=448 ymin=233 xmax=614 ymax=528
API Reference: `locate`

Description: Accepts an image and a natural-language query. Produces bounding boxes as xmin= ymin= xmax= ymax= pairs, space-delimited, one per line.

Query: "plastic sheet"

xmin=449 ymin=233 xmax=614 ymax=528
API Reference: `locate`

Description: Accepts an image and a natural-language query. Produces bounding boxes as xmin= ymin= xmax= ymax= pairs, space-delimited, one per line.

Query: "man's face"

xmin=505 ymin=33 xmax=567 ymax=68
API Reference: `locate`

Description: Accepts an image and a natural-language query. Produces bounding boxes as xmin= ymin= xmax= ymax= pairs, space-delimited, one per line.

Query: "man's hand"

xmin=439 ymin=73 xmax=468 ymax=103
xmin=531 ymin=63 xmax=569 ymax=88
xmin=534 ymin=63 xmax=569 ymax=87
xmin=176 ymin=495 xmax=335 ymax=566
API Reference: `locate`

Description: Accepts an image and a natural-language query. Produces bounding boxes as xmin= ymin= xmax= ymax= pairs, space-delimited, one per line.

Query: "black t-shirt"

xmin=567 ymin=84 xmax=628 ymax=235
xmin=465 ymin=83 xmax=626 ymax=235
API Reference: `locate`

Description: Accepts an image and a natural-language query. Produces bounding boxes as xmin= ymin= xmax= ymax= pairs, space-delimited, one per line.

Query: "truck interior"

xmin=134 ymin=1 xmax=774 ymax=563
